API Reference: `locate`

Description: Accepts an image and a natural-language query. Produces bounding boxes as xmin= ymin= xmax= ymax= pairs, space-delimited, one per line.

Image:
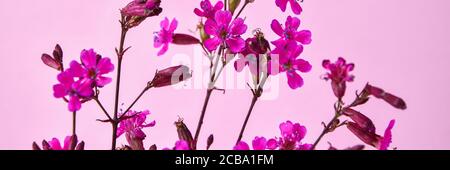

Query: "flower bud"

xmin=150 ymin=65 xmax=192 ymax=88
xmin=363 ymin=84 xmax=407 ymax=110
xmin=344 ymin=145 xmax=365 ymax=150
xmin=126 ymin=133 xmax=145 ymax=150
xmin=53 ymin=44 xmax=63 ymax=63
xmin=228 ymin=0 xmax=241 ymax=14
xmin=41 ymin=54 xmax=61 ymax=71
xmin=42 ymin=140 xmax=51 ymax=150
xmin=346 ymin=122 xmax=381 ymax=148
xmin=172 ymin=34 xmax=201 ymax=45
xmin=68 ymin=135 xmax=78 ymax=150
xmin=75 ymin=141 xmax=85 ymax=150
xmin=121 ymin=0 xmax=163 ymax=29
xmin=32 ymin=142 xmax=41 ymax=150
xmin=343 ymin=108 xmax=376 ymax=133
xmin=331 ymin=81 xmax=346 ymax=100
xmin=175 ymin=118 xmax=194 ymax=150
xmin=149 ymin=144 xmax=157 ymax=150
xmin=197 ymin=22 xmax=210 ymax=43
xmin=207 ymin=134 xmax=214 ymax=150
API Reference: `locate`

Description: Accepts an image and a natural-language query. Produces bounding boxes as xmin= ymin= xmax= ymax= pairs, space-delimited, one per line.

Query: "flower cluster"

xmin=52 ymin=49 xmax=114 ymax=112
xmin=117 ymin=110 xmax=156 ymax=150
xmin=235 ymin=121 xmax=312 ymax=150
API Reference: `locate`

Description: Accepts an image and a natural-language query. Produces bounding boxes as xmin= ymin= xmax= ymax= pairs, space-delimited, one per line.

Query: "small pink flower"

xmin=33 ymin=135 xmax=84 ymax=150
xmin=271 ymin=16 xmax=311 ymax=46
xmin=154 ymin=17 xmax=178 ymax=56
xmin=275 ymin=121 xmax=311 ymax=150
xmin=322 ymin=57 xmax=355 ymax=99
xmin=194 ymin=0 xmax=224 ymax=19
xmin=275 ymin=0 xmax=303 ymax=15
xmin=68 ymin=49 xmax=115 ymax=88
xmin=117 ymin=110 xmax=156 ymax=141
xmin=234 ymin=141 xmax=250 ymax=150
xmin=175 ymin=140 xmax=191 ymax=150
xmin=270 ymin=45 xmax=312 ymax=89
xmin=204 ymin=10 xmax=248 ymax=53
xmin=379 ymin=120 xmax=395 ymax=150
xmin=252 ymin=137 xmax=268 ymax=150
xmin=121 ymin=0 xmax=162 ymax=17
xmin=53 ymin=71 xmax=94 ymax=112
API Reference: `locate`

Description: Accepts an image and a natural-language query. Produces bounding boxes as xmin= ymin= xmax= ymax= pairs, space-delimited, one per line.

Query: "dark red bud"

xmin=172 ymin=34 xmax=200 ymax=45
xmin=68 ymin=135 xmax=78 ymax=150
xmin=149 ymin=144 xmax=157 ymax=150
xmin=42 ymin=140 xmax=51 ymax=150
xmin=347 ymin=122 xmax=381 ymax=148
xmin=53 ymin=44 xmax=63 ymax=63
xmin=175 ymin=118 xmax=194 ymax=150
xmin=76 ymin=141 xmax=85 ymax=150
xmin=207 ymin=134 xmax=214 ymax=150
xmin=151 ymin=65 xmax=192 ymax=88
xmin=332 ymin=81 xmax=346 ymax=99
xmin=126 ymin=133 xmax=145 ymax=150
xmin=364 ymin=84 xmax=407 ymax=110
xmin=343 ymin=108 xmax=376 ymax=133
xmin=32 ymin=142 xmax=41 ymax=150
xmin=41 ymin=54 xmax=62 ymax=71
xmin=344 ymin=145 xmax=365 ymax=150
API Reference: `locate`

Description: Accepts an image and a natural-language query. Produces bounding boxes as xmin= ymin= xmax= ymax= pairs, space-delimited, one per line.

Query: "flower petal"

xmin=286 ymin=71 xmax=304 ymax=89
xmin=204 ymin=37 xmax=222 ymax=51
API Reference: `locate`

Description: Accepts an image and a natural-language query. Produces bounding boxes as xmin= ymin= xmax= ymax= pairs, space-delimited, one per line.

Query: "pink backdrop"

xmin=1 ymin=0 xmax=449 ymax=150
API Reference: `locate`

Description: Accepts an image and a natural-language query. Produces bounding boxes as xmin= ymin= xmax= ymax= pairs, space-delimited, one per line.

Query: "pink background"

xmin=1 ymin=0 xmax=449 ymax=150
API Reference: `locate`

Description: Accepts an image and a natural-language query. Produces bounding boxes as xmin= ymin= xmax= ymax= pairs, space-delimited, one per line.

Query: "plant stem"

xmin=311 ymin=114 xmax=340 ymax=150
xmin=72 ymin=111 xmax=77 ymax=136
xmin=119 ymin=87 xmax=151 ymax=120
xmin=193 ymin=89 xmax=214 ymax=148
xmin=94 ymin=98 xmax=113 ymax=121
xmin=236 ymin=95 xmax=259 ymax=144
xmin=234 ymin=1 xmax=249 ymax=20
xmin=111 ymin=22 xmax=129 ymax=150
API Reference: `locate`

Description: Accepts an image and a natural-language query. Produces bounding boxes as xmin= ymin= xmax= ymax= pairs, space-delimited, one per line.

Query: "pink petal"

xmin=286 ymin=16 xmax=301 ymax=30
xmin=97 ymin=58 xmax=114 ymax=74
xmin=169 ymin=18 xmax=178 ymax=32
xmin=68 ymin=96 xmax=82 ymax=112
xmin=96 ymin=76 xmax=112 ymax=87
xmin=80 ymin=49 xmax=98 ymax=69
xmin=63 ymin=136 xmax=72 ymax=150
xmin=194 ymin=8 xmax=204 ymax=17
xmin=226 ymin=37 xmax=245 ymax=53
xmin=267 ymin=139 xmax=279 ymax=150
xmin=49 ymin=138 xmax=62 ymax=150
xmin=275 ymin=0 xmax=288 ymax=12
xmin=293 ymin=59 xmax=312 ymax=73
xmin=271 ymin=20 xmax=284 ymax=36
xmin=229 ymin=18 xmax=247 ymax=36
xmin=289 ymin=0 xmax=303 ymax=15
xmin=204 ymin=19 xmax=219 ymax=35
xmin=157 ymin=44 xmax=169 ymax=56
xmin=296 ymin=30 xmax=312 ymax=45
xmin=287 ymin=71 xmax=304 ymax=89
xmin=214 ymin=11 xmax=232 ymax=27
xmin=379 ymin=120 xmax=396 ymax=150
xmin=160 ymin=17 xmax=169 ymax=30
xmin=204 ymin=37 xmax=222 ymax=51
xmin=252 ymin=137 xmax=267 ymax=150
xmin=53 ymin=84 xmax=68 ymax=98
xmin=233 ymin=141 xmax=250 ymax=150
xmin=68 ymin=61 xmax=86 ymax=78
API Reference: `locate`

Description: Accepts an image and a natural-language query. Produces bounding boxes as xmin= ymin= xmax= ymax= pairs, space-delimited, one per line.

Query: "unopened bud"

xmin=42 ymin=140 xmax=51 ymax=150
xmin=75 ymin=141 xmax=85 ymax=150
xmin=32 ymin=142 xmax=41 ymax=150
xmin=207 ymin=134 xmax=214 ymax=150
xmin=363 ymin=84 xmax=407 ymax=110
xmin=175 ymin=118 xmax=194 ymax=150
xmin=343 ymin=108 xmax=376 ymax=133
xmin=197 ymin=22 xmax=210 ymax=43
xmin=121 ymin=0 xmax=163 ymax=29
xmin=150 ymin=65 xmax=192 ymax=88
xmin=172 ymin=34 xmax=201 ymax=45
xmin=42 ymin=54 xmax=62 ymax=71
xmin=149 ymin=144 xmax=157 ymax=150
xmin=228 ymin=0 xmax=242 ymax=14
xmin=347 ymin=122 xmax=381 ymax=148
xmin=68 ymin=135 xmax=78 ymax=150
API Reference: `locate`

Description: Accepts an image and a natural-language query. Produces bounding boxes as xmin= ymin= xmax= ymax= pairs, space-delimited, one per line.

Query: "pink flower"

xmin=322 ymin=57 xmax=355 ymax=99
xmin=275 ymin=0 xmax=303 ymax=15
xmin=379 ymin=120 xmax=395 ymax=150
xmin=271 ymin=16 xmax=311 ymax=46
xmin=347 ymin=119 xmax=396 ymax=150
xmin=194 ymin=0 xmax=224 ymax=19
xmin=234 ymin=141 xmax=250 ymax=150
xmin=272 ymin=121 xmax=311 ymax=150
xmin=154 ymin=18 xmax=178 ymax=56
xmin=252 ymin=137 xmax=268 ymax=150
xmin=117 ymin=110 xmax=156 ymax=140
xmin=68 ymin=49 xmax=115 ymax=88
xmin=33 ymin=135 xmax=84 ymax=150
xmin=53 ymin=71 xmax=94 ymax=112
xmin=270 ymin=45 xmax=312 ymax=89
xmin=175 ymin=140 xmax=191 ymax=150
xmin=204 ymin=10 xmax=248 ymax=53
